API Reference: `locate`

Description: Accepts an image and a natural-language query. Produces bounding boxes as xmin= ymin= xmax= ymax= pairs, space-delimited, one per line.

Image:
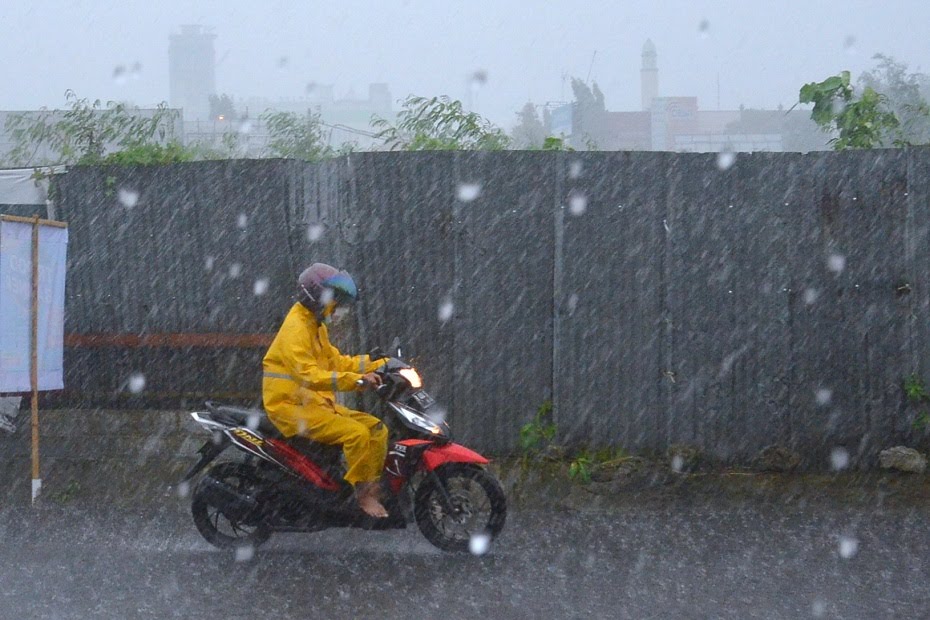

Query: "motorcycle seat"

xmin=205 ymin=402 xmax=284 ymax=439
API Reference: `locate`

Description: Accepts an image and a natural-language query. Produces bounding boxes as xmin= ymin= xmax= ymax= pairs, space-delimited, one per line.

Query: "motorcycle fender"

xmin=418 ymin=442 xmax=490 ymax=471
xmin=181 ymin=437 xmax=230 ymax=482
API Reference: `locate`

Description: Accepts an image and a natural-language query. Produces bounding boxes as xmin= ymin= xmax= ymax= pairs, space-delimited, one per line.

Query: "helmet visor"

xmin=321 ymin=272 xmax=358 ymax=305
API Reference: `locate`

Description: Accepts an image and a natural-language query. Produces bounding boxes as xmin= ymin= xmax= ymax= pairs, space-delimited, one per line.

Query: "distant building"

xmin=550 ymin=40 xmax=824 ymax=153
xmin=169 ymin=25 xmax=217 ymax=121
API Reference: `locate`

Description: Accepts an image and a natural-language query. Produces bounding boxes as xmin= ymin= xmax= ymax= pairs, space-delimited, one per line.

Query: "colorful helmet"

xmin=297 ymin=263 xmax=358 ymax=316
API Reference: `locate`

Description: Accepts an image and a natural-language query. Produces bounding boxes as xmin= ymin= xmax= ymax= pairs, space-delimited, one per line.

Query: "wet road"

xmin=2 ymin=480 xmax=929 ymax=620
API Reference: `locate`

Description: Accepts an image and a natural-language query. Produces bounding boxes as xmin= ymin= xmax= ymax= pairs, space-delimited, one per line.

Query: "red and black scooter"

xmin=181 ymin=349 xmax=506 ymax=553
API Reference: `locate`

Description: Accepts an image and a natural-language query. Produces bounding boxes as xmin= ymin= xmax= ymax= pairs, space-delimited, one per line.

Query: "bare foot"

xmin=356 ymin=482 xmax=389 ymax=518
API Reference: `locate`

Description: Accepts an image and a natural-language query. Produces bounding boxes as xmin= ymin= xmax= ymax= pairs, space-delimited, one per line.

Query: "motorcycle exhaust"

xmin=198 ymin=477 xmax=260 ymax=522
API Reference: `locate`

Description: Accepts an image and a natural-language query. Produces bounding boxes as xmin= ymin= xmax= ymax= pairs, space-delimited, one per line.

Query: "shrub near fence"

xmin=48 ymin=148 xmax=930 ymax=465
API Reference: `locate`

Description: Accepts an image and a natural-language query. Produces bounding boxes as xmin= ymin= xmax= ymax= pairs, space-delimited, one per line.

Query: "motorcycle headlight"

xmin=398 ymin=368 xmax=423 ymax=389
xmin=392 ymin=403 xmax=443 ymax=435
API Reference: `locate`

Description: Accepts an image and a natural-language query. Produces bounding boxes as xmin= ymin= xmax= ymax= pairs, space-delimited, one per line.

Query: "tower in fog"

xmin=169 ymin=25 xmax=216 ymax=121
xmin=641 ymin=39 xmax=658 ymax=111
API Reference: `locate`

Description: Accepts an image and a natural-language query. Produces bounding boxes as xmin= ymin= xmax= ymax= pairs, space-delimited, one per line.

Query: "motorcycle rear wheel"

xmin=192 ymin=462 xmax=272 ymax=550
xmin=414 ymin=463 xmax=507 ymax=553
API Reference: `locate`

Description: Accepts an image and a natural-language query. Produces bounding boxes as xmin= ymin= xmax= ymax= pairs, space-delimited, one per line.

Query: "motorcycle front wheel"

xmin=414 ymin=463 xmax=507 ymax=553
xmin=191 ymin=462 xmax=272 ymax=550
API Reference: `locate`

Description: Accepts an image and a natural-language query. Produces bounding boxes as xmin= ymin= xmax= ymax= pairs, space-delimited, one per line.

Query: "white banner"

xmin=0 ymin=219 xmax=68 ymax=391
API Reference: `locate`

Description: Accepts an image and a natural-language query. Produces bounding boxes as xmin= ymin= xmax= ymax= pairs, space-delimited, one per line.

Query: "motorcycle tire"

xmin=191 ymin=461 xmax=272 ymax=550
xmin=414 ymin=463 xmax=507 ymax=553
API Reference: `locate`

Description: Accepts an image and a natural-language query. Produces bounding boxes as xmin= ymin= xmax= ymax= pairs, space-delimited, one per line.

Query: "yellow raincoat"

xmin=262 ymin=302 xmax=387 ymax=485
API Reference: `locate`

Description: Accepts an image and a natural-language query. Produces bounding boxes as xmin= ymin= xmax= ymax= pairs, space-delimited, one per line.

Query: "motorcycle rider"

xmin=262 ymin=263 xmax=390 ymax=518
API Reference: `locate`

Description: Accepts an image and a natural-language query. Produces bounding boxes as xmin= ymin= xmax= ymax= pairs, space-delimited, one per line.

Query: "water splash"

xmin=838 ymin=536 xmax=858 ymax=559
xmin=235 ymin=544 xmax=255 ymax=562
xmin=827 ymin=254 xmax=846 ymax=273
xmin=815 ymin=388 xmax=833 ymax=406
xmin=716 ymin=148 xmax=736 ymax=171
xmin=457 ymin=183 xmax=482 ymax=202
xmin=117 ymin=188 xmax=139 ymax=208
xmin=569 ymin=160 xmax=583 ymax=179
xmin=128 ymin=373 xmax=146 ymax=394
xmin=438 ymin=299 xmax=454 ymax=322
xmin=830 ymin=447 xmax=850 ymax=471
xmin=568 ymin=192 xmax=587 ymax=216
xmin=469 ymin=531 xmax=491 ymax=555
xmin=307 ymin=223 xmax=324 ymax=242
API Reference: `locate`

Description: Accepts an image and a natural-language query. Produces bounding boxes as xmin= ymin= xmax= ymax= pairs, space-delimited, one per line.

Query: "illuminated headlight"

xmin=398 ymin=368 xmax=423 ymax=389
xmin=391 ymin=402 xmax=442 ymax=434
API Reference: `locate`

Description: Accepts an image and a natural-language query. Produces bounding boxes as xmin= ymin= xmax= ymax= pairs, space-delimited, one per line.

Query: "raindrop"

xmin=698 ymin=19 xmax=710 ymax=39
xmin=320 ymin=288 xmax=334 ymax=305
xmin=306 ymin=82 xmax=318 ymax=94
xmin=812 ymin=599 xmax=827 ymax=617
xmin=457 ymin=183 xmax=482 ymax=202
xmin=205 ymin=256 xmax=215 ymax=271
xmin=277 ymin=56 xmax=289 ymax=70
xmin=117 ymin=188 xmax=139 ymax=208
xmin=307 ymin=223 xmax=324 ymax=242
xmin=671 ymin=455 xmax=684 ymax=473
xmin=830 ymin=447 xmax=849 ymax=471
xmin=177 ymin=481 xmax=190 ymax=498
xmin=438 ymin=299 xmax=454 ymax=322
xmin=235 ymin=544 xmax=255 ymax=562
xmin=247 ymin=413 xmax=261 ymax=430
xmin=568 ymin=192 xmax=587 ymax=216
xmin=838 ymin=536 xmax=858 ymax=559
xmin=129 ymin=61 xmax=142 ymax=78
xmin=815 ymin=388 xmax=833 ymax=406
xmin=229 ymin=263 xmax=242 ymax=278
xmin=843 ymin=35 xmax=857 ymax=54
xmin=253 ymin=278 xmax=269 ymax=296
xmin=469 ymin=531 xmax=491 ymax=555
xmin=112 ymin=65 xmax=127 ymax=84
xmin=716 ymin=148 xmax=736 ymax=171
xmin=128 ymin=373 xmax=146 ymax=394
xmin=803 ymin=288 xmax=820 ymax=305
xmin=569 ymin=160 xmax=583 ymax=179
xmin=831 ymin=99 xmax=847 ymax=115
xmin=567 ymin=293 xmax=579 ymax=315
xmin=238 ymin=120 xmax=253 ymax=135
xmin=237 ymin=213 xmax=248 ymax=229
xmin=827 ymin=254 xmax=846 ymax=273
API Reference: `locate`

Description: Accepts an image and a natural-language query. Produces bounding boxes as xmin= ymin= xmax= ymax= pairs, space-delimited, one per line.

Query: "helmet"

xmin=297 ymin=263 xmax=358 ymax=317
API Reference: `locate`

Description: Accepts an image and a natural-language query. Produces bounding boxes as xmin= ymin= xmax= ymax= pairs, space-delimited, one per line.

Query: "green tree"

xmin=570 ymin=78 xmax=605 ymax=149
xmin=858 ymin=54 xmax=930 ymax=145
xmin=511 ymin=102 xmax=548 ymax=149
xmin=4 ymin=89 xmax=186 ymax=166
xmin=371 ymin=95 xmax=510 ymax=151
xmin=208 ymin=93 xmax=238 ymax=121
xmin=260 ymin=109 xmax=332 ymax=161
xmin=798 ymin=71 xmax=901 ymax=149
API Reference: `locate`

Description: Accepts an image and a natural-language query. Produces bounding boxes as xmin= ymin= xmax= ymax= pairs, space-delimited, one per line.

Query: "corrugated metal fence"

xmin=47 ymin=149 xmax=930 ymax=464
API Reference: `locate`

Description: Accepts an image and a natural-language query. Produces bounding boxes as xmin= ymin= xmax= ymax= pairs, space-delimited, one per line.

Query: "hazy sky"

xmin=2 ymin=0 xmax=928 ymax=127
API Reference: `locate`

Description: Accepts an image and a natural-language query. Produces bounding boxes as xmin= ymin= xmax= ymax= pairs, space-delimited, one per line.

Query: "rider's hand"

xmin=359 ymin=372 xmax=382 ymax=390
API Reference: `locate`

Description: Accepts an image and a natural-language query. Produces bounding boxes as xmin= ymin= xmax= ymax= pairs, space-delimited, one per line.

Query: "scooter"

xmin=180 ymin=349 xmax=507 ymax=553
